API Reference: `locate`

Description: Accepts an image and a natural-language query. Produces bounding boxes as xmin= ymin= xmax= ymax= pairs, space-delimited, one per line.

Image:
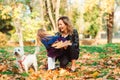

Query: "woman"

xmin=56 ymin=16 xmax=80 ymax=71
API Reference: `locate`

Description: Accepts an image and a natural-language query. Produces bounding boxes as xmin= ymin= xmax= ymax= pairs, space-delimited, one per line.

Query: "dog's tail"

xmin=34 ymin=46 xmax=40 ymax=55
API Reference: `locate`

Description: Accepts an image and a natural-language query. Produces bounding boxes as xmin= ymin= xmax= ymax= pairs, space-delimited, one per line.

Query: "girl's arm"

xmin=47 ymin=36 xmax=59 ymax=45
xmin=35 ymin=36 xmax=41 ymax=46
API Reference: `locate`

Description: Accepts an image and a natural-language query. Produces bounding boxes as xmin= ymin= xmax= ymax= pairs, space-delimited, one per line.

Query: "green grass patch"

xmin=0 ymin=70 xmax=14 ymax=75
xmin=20 ymin=72 xmax=29 ymax=77
xmin=80 ymin=43 xmax=120 ymax=54
xmin=80 ymin=45 xmax=106 ymax=53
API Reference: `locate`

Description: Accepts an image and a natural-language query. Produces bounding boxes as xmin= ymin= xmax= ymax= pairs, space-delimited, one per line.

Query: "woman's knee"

xmin=60 ymin=56 xmax=69 ymax=68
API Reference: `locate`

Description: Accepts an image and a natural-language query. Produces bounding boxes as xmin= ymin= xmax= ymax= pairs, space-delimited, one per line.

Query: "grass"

xmin=80 ymin=43 xmax=120 ymax=54
xmin=0 ymin=43 xmax=120 ymax=79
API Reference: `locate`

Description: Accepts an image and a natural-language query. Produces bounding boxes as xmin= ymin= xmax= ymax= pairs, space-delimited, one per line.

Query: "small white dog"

xmin=13 ymin=46 xmax=39 ymax=73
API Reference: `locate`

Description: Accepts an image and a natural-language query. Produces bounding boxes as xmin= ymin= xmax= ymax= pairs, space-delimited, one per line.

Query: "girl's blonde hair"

xmin=37 ymin=28 xmax=48 ymax=40
xmin=35 ymin=28 xmax=48 ymax=46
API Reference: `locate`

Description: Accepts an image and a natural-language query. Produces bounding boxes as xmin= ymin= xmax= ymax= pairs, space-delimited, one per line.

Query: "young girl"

xmin=36 ymin=29 xmax=71 ymax=70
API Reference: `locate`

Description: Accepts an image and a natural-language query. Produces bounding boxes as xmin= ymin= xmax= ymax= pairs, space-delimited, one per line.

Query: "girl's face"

xmin=58 ymin=20 xmax=67 ymax=33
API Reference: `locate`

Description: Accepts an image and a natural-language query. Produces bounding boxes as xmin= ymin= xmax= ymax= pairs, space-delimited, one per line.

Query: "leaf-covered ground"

xmin=0 ymin=43 xmax=120 ymax=80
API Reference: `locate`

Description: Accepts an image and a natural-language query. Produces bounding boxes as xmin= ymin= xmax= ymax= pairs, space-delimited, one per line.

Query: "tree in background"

xmin=11 ymin=2 xmax=25 ymax=50
xmin=100 ymin=0 xmax=114 ymax=43
xmin=0 ymin=4 xmax=14 ymax=38
xmin=83 ymin=0 xmax=115 ymax=43
xmin=114 ymin=0 xmax=120 ymax=32
xmin=67 ymin=0 xmax=81 ymax=33
xmin=0 ymin=0 xmax=117 ymax=45
xmin=45 ymin=0 xmax=61 ymax=31
xmin=0 ymin=0 xmax=43 ymax=47
xmin=83 ymin=4 xmax=100 ymax=38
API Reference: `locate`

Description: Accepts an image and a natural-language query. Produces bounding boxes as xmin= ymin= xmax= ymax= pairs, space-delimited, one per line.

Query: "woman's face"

xmin=58 ymin=20 xmax=67 ymax=33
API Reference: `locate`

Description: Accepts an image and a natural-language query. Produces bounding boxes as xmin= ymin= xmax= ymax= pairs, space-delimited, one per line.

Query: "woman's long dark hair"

xmin=58 ymin=16 xmax=73 ymax=35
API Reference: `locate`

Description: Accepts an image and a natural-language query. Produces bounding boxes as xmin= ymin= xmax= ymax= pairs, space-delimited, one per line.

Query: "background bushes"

xmin=0 ymin=32 xmax=7 ymax=47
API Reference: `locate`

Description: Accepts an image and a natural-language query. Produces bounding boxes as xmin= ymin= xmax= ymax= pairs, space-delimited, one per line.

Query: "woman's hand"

xmin=52 ymin=40 xmax=72 ymax=49
xmin=51 ymin=41 xmax=62 ymax=47
xmin=63 ymin=41 xmax=72 ymax=49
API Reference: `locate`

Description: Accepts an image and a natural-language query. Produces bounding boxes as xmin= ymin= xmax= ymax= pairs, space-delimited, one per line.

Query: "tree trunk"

xmin=14 ymin=19 xmax=24 ymax=53
xmin=17 ymin=26 xmax=24 ymax=53
xmin=55 ymin=0 xmax=60 ymax=31
xmin=107 ymin=11 xmax=114 ymax=43
xmin=39 ymin=0 xmax=46 ymax=30
xmin=12 ymin=3 xmax=24 ymax=53
xmin=46 ymin=0 xmax=56 ymax=31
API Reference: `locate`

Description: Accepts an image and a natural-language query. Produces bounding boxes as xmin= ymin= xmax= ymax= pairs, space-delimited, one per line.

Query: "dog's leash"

xmin=18 ymin=56 xmax=26 ymax=69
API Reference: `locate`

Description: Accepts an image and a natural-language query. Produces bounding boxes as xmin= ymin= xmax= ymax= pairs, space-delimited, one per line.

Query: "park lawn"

xmin=0 ymin=43 xmax=120 ymax=80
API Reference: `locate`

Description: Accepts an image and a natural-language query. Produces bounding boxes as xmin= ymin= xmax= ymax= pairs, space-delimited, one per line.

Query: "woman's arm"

xmin=71 ymin=29 xmax=79 ymax=48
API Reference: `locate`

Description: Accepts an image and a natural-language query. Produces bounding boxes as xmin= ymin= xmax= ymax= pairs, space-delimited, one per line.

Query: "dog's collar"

xmin=18 ymin=56 xmax=26 ymax=69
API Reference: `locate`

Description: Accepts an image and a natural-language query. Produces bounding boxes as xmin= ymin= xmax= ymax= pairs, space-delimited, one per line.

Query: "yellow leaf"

xmin=59 ymin=68 xmax=68 ymax=76
xmin=29 ymin=68 xmax=34 ymax=73
xmin=91 ymin=71 xmax=99 ymax=78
